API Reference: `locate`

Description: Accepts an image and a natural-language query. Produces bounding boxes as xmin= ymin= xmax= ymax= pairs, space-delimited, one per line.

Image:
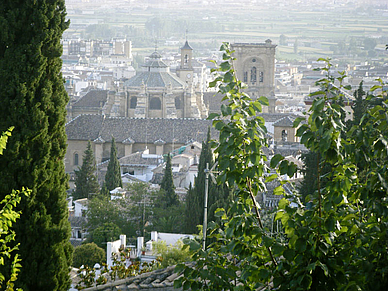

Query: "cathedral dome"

xmin=124 ymin=50 xmax=185 ymax=89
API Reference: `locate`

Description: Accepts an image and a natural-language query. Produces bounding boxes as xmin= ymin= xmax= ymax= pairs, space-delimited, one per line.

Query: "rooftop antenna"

xmin=154 ymin=38 xmax=158 ymax=52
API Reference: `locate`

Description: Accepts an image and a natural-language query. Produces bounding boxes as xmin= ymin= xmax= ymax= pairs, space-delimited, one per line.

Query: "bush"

xmin=73 ymin=243 xmax=105 ymax=268
xmin=152 ymin=240 xmax=191 ymax=269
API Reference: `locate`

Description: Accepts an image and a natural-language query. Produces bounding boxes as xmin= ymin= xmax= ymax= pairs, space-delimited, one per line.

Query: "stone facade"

xmin=114 ymin=42 xmax=207 ymax=119
xmin=231 ymin=40 xmax=277 ymax=113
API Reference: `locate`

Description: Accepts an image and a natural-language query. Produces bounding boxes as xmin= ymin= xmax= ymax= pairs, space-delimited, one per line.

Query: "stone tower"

xmin=231 ymin=40 xmax=277 ymax=113
xmin=176 ymin=40 xmax=194 ymax=87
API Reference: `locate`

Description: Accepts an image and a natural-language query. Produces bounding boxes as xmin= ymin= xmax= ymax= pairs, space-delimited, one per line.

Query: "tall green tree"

xmin=159 ymin=154 xmax=178 ymax=208
xmin=184 ymin=129 xmax=230 ymax=234
xmin=104 ymin=137 xmax=122 ymax=191
xmin=351 ymin=81 xmax=366 ymax=126
xmin=73 ymin=141 xmax=100 ymax=200
xmin=0 ymin=1 xmax=72 ymax=290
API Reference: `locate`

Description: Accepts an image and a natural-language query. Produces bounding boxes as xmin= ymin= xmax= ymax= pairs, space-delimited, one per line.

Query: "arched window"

xmin=184 ymin=54 xmax=188 ymax=64
xmin=74 ymin=153 xmax=79 ymax=166
xmin=150 ymin=97 xmax=161 ymax=110
xmin=281 ymin=130 xmax=288 ymax=142
xmin=130 ymin=97 xmax=137 ymax=109
xmin=243 ymin=72 xmax=248 ymax=83
xmin=175 ymin=97 xmax=181 ymax=109
xmin=259 ymin=71 xmax=264 ymax=82
xmin=251 ymin=67 xmax=257 ymax=83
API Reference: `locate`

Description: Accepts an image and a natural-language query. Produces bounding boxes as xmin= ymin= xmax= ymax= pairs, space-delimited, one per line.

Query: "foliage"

xmin=150 ymin=203 xmax=185 ymax=234
xmin=104 ymin=137 xmax=122 ymax=192
xmin=184 ymin=129 xmax=230 ymax=234
xmin=0 ymin=128 xmax=30 ymax=291
xmin=0 ymin=1 xmax=72 ymax=289
xmin=298 ymin=150 xmax=331 ymax=203
xmin=73 ymin=141 xmax=100 ymax=200
xmin=72 ymin=243 xmax=105 ymax=269
xmin=86 ymin=194 xmax=132 ymax=238
xmin=126 ymin=182 xmax=154 ymax=237
xmin=152 ymin=240 xmax=192 ymax=269
xmin=350 ymin=81 xmax=367 ymax=127
xmin=90 ymin=223 xmax=122 ymax=250
xmin=75 ymin=248 xmax=156 ymax=290
xmin=175 ymin=44 xmax=388 ymax=290
xmin=159 ymin=154 xmax=179 ymax=208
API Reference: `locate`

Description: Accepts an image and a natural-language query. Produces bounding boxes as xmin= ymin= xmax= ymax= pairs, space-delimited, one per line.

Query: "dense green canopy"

xmin=0 ymin=1 xmax=72 ymax=290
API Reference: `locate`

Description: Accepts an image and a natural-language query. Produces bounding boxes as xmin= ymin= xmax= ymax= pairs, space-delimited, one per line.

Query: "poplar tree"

xmin=0 ymin=1 xmax=72 ymax=290
xmin=73 ymin=141 xmax=100 ymax=200
xmin=104 ymin=137 xmax=122 ymax=191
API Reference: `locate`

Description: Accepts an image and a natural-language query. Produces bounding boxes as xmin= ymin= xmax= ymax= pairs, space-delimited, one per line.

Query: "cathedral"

xmin=111 ymin=41 xmax=207 ymax=119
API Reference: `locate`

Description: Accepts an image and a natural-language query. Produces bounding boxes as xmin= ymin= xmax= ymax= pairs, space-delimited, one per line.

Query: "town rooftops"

xmin=66 ymin=115 xmax=215 ymax=144
xmin=72 ymin=90 xmax=109 ymax=108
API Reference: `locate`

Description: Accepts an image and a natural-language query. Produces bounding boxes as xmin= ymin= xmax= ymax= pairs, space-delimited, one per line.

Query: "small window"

xmin=243 ymin=72 xmax=248 ymax=83
xmin=282 ymin=130 xmax=288 ymax=142
xmin=150 ymin=97 xmax=161 ymax=110
xmin=251 ymin=67 xmax=257 ymax=83
xmin=130 ymin=97 xmax=137 ymax=109
xmin=74 ymin=153 xmax=79 ymax=166
xmin=252 ymin=58 xmax=256 ymax=62
xmin=184 ymin=54 xmax=188 ymax=64
xmin=175 ymin=97 xmax=181 ymax=109
xmin=259 ymin=71 xmax=264 ymax=82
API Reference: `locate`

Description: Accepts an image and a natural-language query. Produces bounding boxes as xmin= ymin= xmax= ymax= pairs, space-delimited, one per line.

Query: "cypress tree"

xmin=351 ymin=81 xmax=366 ymax=126
xmin=104 ymin=137 xmax=122 ymax=191
xmin=0 ymin=1 xmax=72 ymax=290
xmin=160 ymin=153 xmax=179 ymax=208
xmin=73 ymin=141 xmax=100 ymax=200
xmin=184 ymin=129 xmax=230 ymax=234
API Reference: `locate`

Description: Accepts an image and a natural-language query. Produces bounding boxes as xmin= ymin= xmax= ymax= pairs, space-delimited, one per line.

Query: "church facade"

xmin=111 ymin=41 xmax=207 ymax=119
xmin=231 ymin=40 xmax=277 ymax=113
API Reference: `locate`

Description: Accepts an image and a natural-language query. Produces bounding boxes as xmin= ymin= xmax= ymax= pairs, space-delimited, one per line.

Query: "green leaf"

xmin=293 ymin=117 xmax=304 ymax=128
xmin=283 ymin=248 xmax=295 ymax=261
xmin=220 ymin=61 xmax=231 ymax=72
xmin=273 ymin=185 xmax=284 ymax=196
xmin=295 ymin=237 xmax=307 ymax=252
xmin=207 ymin=112 xmax=220 ymax=120
xmin=265 ymin=174 xmax=278 ymax=183
xmin=258 ymin=268 xmax=271 ymax=280
xmin=257 ymin=96 xmax=269 ymax=106
xmin=270 ymin=154 xmax=284 ymax=168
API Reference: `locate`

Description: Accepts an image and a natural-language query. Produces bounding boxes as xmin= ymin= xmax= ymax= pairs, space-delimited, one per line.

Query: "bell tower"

xmin=177 ymin=39 xmax=194 ymax=86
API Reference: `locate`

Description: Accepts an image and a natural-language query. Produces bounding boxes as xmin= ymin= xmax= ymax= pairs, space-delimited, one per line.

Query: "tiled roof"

xmin=119 ymin=152 xmax=162 ymax=166
xmin=273 ymin=116 xmax=295 ymax=127
xmin=203 ymin=92 xmax=228 ymax=114
xmin=124 ymin=71 xmax=185 ymax=88
xmin=80 ymin=265 xmax=181 ymax=291
xmin=66 ymin=115 xmax=215 ymax=144
xmin=73 ymin=90 xmax=108 ymax=108
xmin=181 ymin=40 xmax=193 ymax=50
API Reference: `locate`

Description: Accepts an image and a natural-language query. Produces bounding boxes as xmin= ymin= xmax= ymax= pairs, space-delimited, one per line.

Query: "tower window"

xmin=243 ymin=72 xmax=248 ymax=83
xmin=175 ymin=97 xmax=181 ymax=109
xmin=74 ymin=153 xmax=79 ymax=166
xmin=150 ymin=97 xmax=161 ymax=110
xmin=251 ymin=67 xmax=257 ymax=83
xmin=184 ymin=54 xmax=188 ymax=64
xmin=130 ymin=97 xmax=137 ymax=109
xmin=252 ymin=58 xmax=256 ymax=62
xmin=259 ymin=71 xmax=264 ymax=82
xmin=282 ymin=130 xmax=288 ymax=142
